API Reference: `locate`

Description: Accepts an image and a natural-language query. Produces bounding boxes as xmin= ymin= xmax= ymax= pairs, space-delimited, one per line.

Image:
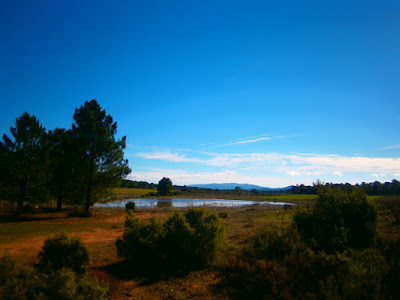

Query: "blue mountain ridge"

xmin=188 ymin=183 xmax=292 ymax=191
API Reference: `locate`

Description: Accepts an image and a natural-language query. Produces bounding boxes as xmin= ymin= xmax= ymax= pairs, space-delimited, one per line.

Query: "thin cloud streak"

xmin=224 ymin=137 xmax=271 ymax=146
xmin=136 ymin=152 xmax=200 ymax=163
xmin=381 ymin=144 xmax=400 ymax=150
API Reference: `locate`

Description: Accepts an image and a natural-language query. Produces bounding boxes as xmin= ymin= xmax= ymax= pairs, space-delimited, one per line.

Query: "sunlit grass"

xmin=367 ymin=195 xmax=383 ymax=201
xmin=261 ymin=194 xmax=383 ymax=202
xmin=112 ymin=187 xmax=156 ymax=197
xmin=261 ymin=194 xmax=318 ymax=201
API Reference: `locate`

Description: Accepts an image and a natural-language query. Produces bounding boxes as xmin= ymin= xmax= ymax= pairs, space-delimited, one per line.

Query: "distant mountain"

xmin=188 ymin=183 xmax=292 ymax=191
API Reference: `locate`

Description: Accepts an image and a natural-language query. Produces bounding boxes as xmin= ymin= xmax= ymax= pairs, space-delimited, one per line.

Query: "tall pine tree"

xmin=0 ymin=113 xmax=49 ymax=213
xmin=71 ymin=100 xmax=131 ymax=213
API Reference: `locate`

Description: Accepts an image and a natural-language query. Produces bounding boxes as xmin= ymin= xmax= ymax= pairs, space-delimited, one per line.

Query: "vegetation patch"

xmin=36 ymin=233 xmax=89 ymax=273
xmin=116 ymin=207 xmax=225 ymax=271
xmin=219 ymin=186 xmax=395 ymax=299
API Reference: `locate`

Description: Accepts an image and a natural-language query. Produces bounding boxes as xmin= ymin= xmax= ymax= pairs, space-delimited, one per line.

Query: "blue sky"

xmin=1 ymin=0 xmax=399 ymax=187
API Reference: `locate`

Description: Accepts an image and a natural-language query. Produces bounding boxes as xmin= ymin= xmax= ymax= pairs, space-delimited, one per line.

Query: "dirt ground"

xmin=0 ymin=204 xmax=291 ymax=299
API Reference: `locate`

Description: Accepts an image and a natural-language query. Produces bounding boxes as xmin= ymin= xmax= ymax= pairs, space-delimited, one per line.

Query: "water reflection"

xmin=157 ymin=200 xmax=172 ymax=208
xmin=94 ymin=198 xmax=292 ymax=208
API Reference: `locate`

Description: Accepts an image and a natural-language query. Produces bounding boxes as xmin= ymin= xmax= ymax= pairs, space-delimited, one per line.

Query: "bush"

xmin=0 ymin=254 xmax=16 ymax=286
xmin=381 ymin=236 xmax=400 ymax=299
xmin=0 ymin=267 xmax=108 ymax=300
xmin=221 ymin=226 xmax=386 ymax=299
xmin=294 ymin=186 xmax=378 ymax=253
xmin=116 ymin=208 xmax=225 ymax=269
xmin=36 ymin=233 xmax=89 ymax=273
xmin=125 ymin=201 xmax=136 ymax=211
xmin=218 ymin=211 xmax=228 ymax=219
xmin=221 ymin=226 xmax=338 ymax=299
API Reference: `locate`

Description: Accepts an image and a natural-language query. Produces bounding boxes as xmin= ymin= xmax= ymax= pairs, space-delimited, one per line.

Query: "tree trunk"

xmin=84 ymin=160 xmax=94 ymax=214
xmin=16 ymin=198 xmax=23 ymax=214
xmin=16 ymin=186 xmax=26 ymax=214
xmin=85 ymin=178 xmax=92 ymax=214
xmin=57 ymin=196 xmax=63 ymax=211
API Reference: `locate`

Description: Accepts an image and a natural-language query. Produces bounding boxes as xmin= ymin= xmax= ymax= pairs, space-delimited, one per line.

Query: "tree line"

xmin=0 ymin=100 xmax=131 ymax=214
xmin=291 ymin=179 xmax=400 ymax=195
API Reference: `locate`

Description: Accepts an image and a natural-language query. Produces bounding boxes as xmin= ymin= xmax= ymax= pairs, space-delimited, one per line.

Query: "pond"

xmin=94 ymin=198 xmax=293 ymax=208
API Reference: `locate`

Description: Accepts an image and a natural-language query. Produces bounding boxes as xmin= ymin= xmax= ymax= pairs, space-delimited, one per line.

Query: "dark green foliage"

xmin=221 ymin=226 xmax=386 ymax=299
xmin=292 ymin=179 xmax=400 ymax=195
xmin=71 ymin=100 xmax=131 ymax=213
xmin=0 ymin=113 xmax=50 ymax=213
xmin=294 ymin=186 xmax=378 ymax=253
xmin=47 ymin=128 xmax=76 ymax=211
xmin=0 ymin=254 xmax=17 ymax=286
xmin=125 ymin=201 xmax=136 ymax=211
xmin=116 ymin=208 xmax=225 ymax=269
xmin=121 ymin=179 xmax=156 ymax=189
xmin=381 ymin=236 xmax=400 ymax=299
xmin=218 ymin=211 xmax=228 ymax=219
xmin=157 ymin=177 xmax=173 ymax=196
xmin=0 ymin=266 xmax=108 ymax=300
xmin=36 ymin=233 xmax=89 ymax=273
xmin=221 ymin=226 xmax=337 ymax=299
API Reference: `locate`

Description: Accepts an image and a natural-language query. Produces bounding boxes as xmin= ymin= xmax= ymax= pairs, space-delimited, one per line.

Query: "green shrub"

xmin=116 ymin=211 xmax=164 ymax=262
xmin=0 ymin=267 xmax=44 ymax=300
xmin=221 ymin=226 xmax=339 ymax=299
xmin=36 ymin=233 xmax=89 ymax=273
xmin=381 ymin=236 xmax=400 ymax=299
xmin=0 ymin=254 xmax=17 ymax=286
xmin=218 ymin=211 xmax=228 ymax=219
xmin=0 ymin=267 xmax=108 ymax=300
xmin=322 ymin=249 xmax=386 ymax=299
xmin=244 ymin=225 xmax=303 ymax=261
xmin=116 ymin=207 xmax=225 ymax=269
xmin=221 ymin=226 xmax=386 ymax=299
xmin=294 ymin=186 xmax=378 ymax=253
xmin=125 ymin=201 xmax=136 ymax=211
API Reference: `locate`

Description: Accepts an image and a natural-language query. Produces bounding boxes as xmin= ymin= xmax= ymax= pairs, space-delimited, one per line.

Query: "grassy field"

xmin=1 ymin=194 xmax=397 ymax=299
xmin=261 ymin=194 xmax=318 ymax=201
xmin=112 ymin=187 xmax=156 ymax=197
xmin=0 ymin=203 xmax=294 ymax=299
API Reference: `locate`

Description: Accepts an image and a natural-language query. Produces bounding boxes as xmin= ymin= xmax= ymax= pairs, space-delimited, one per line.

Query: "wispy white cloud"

xmin=135 ymin=150 xmax=400 ymax=176
xmin=224 ymin=136 xmax=271 ymax=146
xmin=136 ymin=152 xmax=200 ymax=163
xmin=381 ymin=144 xmax=400 ymax=150
xmin=333 ymin=172 xmax=343 ymax=176
xmin=210 ymin=133 xmax=276 ymax=148
xmin=370 ymin=173 xmax=386 ymax=178
xmin=287 ymin=171 xmax=301 ymax=177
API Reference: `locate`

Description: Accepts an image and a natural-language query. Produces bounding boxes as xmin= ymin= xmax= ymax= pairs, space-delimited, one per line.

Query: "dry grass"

xmin=1 ymin=197 xmax=396 ymax=299
xmin=0 ymin=203 xmax=292 ymax=299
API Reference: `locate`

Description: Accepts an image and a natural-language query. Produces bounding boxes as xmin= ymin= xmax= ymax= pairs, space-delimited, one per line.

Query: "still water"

xmin=94 ymin=198 xmax=291 ymax=208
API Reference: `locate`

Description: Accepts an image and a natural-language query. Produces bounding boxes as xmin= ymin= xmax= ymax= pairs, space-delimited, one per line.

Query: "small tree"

xmin=157 ymin=177 xmax=173 ymax=196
